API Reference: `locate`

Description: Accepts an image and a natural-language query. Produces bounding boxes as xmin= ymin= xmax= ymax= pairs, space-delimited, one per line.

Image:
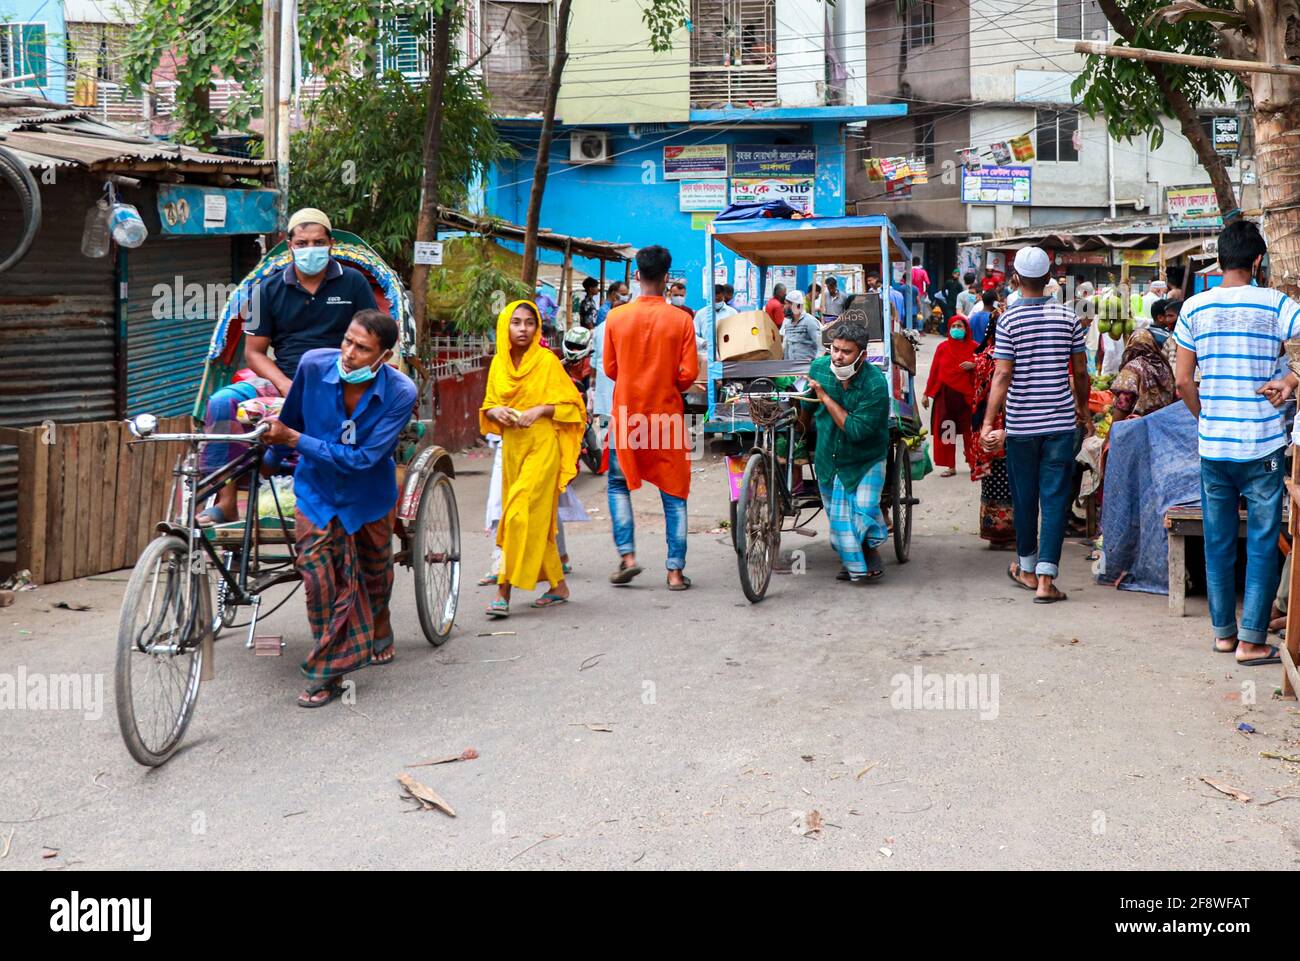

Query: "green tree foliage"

xmin=1071 ymin=0 xmax=1244 ymax=151
xmin=289 ymin=69 xmax=513 ymax=277
xmin=123 ymin=0 xmax=453 ymax=146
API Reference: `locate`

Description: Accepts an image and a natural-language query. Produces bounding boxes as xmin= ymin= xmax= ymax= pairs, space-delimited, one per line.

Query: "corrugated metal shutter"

xmin=125 ymin=236 xmax=235 ymax=418
xmin=0 ymin=172 xmax=117 ymax=554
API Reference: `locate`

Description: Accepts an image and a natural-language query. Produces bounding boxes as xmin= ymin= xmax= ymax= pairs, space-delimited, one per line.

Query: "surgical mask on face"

xmin=950 ymin=327 xmax=967 ymax=340
xmin=715 ymin=300 xmax=726 ymax=310
xmin=671 ymin=295 xmax=685 ymax=307
xmin=336 ymin=352 xmax=386 ymax=385
xmin=292 ymin=245 xmax=330 ymax=275
xmin=830 ymin=354 xmax=862 ymax=382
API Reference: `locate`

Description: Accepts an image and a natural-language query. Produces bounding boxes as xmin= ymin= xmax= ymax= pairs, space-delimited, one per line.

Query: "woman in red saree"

xmin=923 ymin=314 xmax=978 ymax=477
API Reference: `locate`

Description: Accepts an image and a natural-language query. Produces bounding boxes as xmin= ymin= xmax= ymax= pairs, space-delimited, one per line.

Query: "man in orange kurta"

xmin=603 ymin=245 xmax=699 ymax=589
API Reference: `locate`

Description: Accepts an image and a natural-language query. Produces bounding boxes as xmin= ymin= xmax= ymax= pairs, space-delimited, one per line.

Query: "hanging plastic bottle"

xmin=108 ymin=201 xmax=148 ymax=248
xmin=80 ymin=197 xmax=112 ymax=258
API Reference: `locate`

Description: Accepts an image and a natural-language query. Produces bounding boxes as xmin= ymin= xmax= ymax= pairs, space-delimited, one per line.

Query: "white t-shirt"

xmin=1175 ymin=284 xmax=1300 ymax=461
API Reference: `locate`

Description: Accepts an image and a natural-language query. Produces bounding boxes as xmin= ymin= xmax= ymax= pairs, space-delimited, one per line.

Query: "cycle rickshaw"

xmin=114 ymin=232 xmax=461 ymax=766
xmin=700 ymin=215 xmax=922 ymax=602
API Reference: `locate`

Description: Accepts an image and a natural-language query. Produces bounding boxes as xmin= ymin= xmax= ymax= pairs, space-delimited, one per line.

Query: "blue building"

xmin=0 ymin=0 xmax=67 ymax=104
xmin=467 ymin=0 xmax=906 ymax=310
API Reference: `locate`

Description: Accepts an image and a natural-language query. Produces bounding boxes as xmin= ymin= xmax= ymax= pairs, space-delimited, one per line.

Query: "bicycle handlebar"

xmin=126 ymin=419 xmax=271 ymax=444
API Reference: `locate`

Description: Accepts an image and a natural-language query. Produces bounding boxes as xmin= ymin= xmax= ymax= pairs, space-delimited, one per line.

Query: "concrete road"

xmin=4 ymin=337 xmax=1300 ymax=870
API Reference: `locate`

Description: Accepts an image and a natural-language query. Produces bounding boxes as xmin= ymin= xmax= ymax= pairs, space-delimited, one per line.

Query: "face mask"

xmin=336 ymin=352 xmax=386 ymax=385
xmin=670 ymin=295 xmax=685 ymax=307
xmin=292 ymin=245 xmax=330 ymax=275
xmin=830 ymin=354 xmax=862 ymax=382
xmin=715 ymin=300 xmax=726 ymax=310
xmin=950 ymin=327 xmax=967 ymax=340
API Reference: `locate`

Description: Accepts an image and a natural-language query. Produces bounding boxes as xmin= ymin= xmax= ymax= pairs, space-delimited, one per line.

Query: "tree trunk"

xmin=1094 ymin=0 xmax=1237 ymax=217
xmin=409 ymin=4 xmax=456 ymax=353
xmin=1254 ymin=101 xmax=1300 ymax=299
xmin=521 ymin=0 xmax=572 ymax=287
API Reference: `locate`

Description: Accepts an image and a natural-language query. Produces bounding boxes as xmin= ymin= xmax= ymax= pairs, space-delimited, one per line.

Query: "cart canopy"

xmin=709 ymin=215 xmax=911 ymax=268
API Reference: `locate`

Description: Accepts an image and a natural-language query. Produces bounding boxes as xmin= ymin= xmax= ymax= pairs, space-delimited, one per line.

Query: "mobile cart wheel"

xmin=735 ymin=451 xmax=777 ymax=603
xmin=412 ymin=470 xmax=461 ymax=645
xmin=889 ymin=437 xmax=914 ymax=563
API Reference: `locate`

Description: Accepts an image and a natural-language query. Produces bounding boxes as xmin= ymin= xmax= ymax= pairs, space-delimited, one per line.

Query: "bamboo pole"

xmin=1072 ymin=40 xmax=1300 ymax=77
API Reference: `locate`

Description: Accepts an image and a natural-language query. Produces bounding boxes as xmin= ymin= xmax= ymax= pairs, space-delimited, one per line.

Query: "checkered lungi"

xmin=294 ymin=507 xmax=395 ymax=689
xmin=819 ymin=461 xmax=888 ymax=576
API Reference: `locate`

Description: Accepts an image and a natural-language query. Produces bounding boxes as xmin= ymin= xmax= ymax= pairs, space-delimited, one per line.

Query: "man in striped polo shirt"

xmin=1175 ymin=219 xmax=1300 ymax=666
xmin=980 ymin=247 xmax=1092 ymax=604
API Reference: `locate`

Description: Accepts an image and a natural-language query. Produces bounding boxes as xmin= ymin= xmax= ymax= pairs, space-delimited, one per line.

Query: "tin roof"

xmin=0 ymin=89 xmax=275 ymax=182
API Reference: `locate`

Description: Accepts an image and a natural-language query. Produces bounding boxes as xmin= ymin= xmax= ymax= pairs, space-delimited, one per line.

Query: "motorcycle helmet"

xmin=562 ymin=325 xmax=593 ymax=362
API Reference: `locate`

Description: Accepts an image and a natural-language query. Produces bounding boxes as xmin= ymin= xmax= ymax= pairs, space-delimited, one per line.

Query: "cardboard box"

xmin=717 ymin=310 xmax=782 ymax=361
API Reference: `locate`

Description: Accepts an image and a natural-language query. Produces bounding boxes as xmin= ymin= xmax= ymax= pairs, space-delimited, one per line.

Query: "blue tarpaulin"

xmin=1099 ymin=402 xmax=1201 ymax=594
xmin=714 ymin=200 xmax=800 ymax=222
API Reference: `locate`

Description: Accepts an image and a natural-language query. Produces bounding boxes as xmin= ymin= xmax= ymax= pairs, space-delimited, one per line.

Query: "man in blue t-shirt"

xmin=199 ymin=207 xmax=377 ymax=525
xmin=1177 ymin=219 xmax=1300 ymax=667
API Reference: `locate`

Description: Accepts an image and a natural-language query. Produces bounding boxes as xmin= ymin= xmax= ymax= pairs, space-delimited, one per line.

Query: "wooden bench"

xmin=1165 ymin=506 xmax=1259 ymax=617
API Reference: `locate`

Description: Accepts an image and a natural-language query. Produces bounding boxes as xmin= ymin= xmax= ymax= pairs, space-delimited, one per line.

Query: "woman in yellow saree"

xmin=480 ymin=300 xmax=586 ymax=617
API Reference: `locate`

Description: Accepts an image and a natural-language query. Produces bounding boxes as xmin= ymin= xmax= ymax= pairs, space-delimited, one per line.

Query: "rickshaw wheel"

xmin=413 ymin=471 xmax=461 ymax=645
xmin=891 ymin=438 xmax=913 ymax=563
xmin=115 ymin=535 xmax=207 ymax=767
xmin=735 ymin=452 xmax=776 ymax=603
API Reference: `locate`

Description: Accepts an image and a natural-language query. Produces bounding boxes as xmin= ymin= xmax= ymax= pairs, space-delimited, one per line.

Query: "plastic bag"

xmin=257 ymin=476 xmax=296 ymax=521
xmin=909 ymin=440 xmax=934 ymax=481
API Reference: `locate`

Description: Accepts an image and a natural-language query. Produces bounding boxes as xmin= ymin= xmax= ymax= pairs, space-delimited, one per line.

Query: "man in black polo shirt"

xmin=198 ymin=207 xmax=377 ymax=525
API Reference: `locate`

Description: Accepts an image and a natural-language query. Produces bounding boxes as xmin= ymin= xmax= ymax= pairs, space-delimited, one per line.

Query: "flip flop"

xmin=667 ymin=574 xmax=691 ymax=591
xmin=562 ymin=563 xmax=574 ymax=575
xmin=297 ymin=683 xmax=344 ymax=709
xmin=196 ymin=505 xmax=231 ymax=528
xmin=1213 ymin=637 xmax=1237 ymax=653
xmin=609 ymin=563 xmax=643 ymax=585
xmin=1033 ymin=587 xmax=1069 ymax=604
xmin=531 ymin=592 xmax=568 ymax=608
xmin=1007 ymin=564 xmax=1036 ymax=592
xmin=371 ymin=641 xmax=395 ymax=666
xmin=476 ymin=572 xmax=498 ymax=587
xmin=1237 ymin=644 xmax=1282 ymax=666
xmin=486 ymin=598 xmax=510 ymax=618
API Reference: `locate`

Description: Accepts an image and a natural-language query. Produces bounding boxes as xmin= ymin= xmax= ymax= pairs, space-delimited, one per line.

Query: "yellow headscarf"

xmin=479 ymin=300 xmax=586 ymax=491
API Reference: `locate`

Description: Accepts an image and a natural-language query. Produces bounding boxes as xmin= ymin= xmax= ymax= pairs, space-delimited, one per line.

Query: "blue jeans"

xmin=1004 ymin=429 xmax=1081 ymax=579
xmin=1201 ymin=451 xmax=1285 ymax=646
xmin=607 ymin=447 xmax=688 ymax=570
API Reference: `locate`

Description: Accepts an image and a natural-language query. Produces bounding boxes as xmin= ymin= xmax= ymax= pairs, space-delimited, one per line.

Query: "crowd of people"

xmin=207 ymin=202 xmax=1300 ymax=708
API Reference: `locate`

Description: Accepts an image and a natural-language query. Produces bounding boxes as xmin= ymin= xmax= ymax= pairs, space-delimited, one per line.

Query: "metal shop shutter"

xmin=125 ymin=236 xmax=236 ymax=418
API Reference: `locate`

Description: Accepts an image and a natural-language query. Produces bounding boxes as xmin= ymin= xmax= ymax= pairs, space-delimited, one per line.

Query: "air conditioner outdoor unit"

xmin=570 ymin=130 xmax=611 ymax=165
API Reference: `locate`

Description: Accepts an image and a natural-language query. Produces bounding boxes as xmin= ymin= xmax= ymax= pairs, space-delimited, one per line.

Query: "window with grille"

xmin=689 ymin=0 xmax=778 ymax=108
xmin=380 ymin=13 xmax=433 ymax=77
xmin=914 ymin=118 xmax=936 ymax=164
xmin=1056 ymin=0 xmax=1108 ymax=40
xmin=482 ymin=0 xmax=551 ymax=115
xmin=1036 ymin=108 xmax=1080 ymax=162
xmin=907 ymin=1 xmax=935 ymax=49
xmin=0 ymin=23 xmax=47 ymax=88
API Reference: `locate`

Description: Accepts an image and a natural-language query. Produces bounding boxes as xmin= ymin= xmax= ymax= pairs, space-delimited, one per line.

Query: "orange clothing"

xmin=603 ymin=295 xmax=698 ymax=500
xmin=765 ymin=297 xmax=785 ymax=328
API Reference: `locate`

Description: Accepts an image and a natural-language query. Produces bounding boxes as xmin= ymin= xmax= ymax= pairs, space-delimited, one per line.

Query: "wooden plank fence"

xmin=0 ymin=416 xmax=190 ymax=585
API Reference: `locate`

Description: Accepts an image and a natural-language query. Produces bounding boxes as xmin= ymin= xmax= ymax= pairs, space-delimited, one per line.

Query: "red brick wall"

xmin=430 ymin=367 xmax=489 ymax=452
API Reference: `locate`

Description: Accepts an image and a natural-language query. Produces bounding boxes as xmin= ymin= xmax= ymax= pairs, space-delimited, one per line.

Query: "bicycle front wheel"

xmin=115 ymin=535 xmax=207 ymax=767
xmin=735 ymin=452 xmax=777 ymax=603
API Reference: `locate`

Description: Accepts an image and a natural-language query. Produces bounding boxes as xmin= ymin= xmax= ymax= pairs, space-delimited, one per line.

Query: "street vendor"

xmin=805 ymin=320 xmax=892 ymax=583
xmin=261 ymin=309 xmax=418 ymax=708
xmin=199 ymin=207 xmax=378 ymax=526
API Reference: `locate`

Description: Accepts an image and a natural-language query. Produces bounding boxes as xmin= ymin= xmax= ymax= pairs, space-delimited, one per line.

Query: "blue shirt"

xmin=277 ymin=348 xmax=418 ymax=534
xmin=1175 ymin=285 xmax=1300 ymax=461
xmin=887 ymin=286 xmax=905 ymax=323
xmin=245 ymin=259 xmax=378 ymax=378
xmin=968 ymin=309 xmax=993 ymax=348
xmin=591 ymin=320 xmax=614 ymax=417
